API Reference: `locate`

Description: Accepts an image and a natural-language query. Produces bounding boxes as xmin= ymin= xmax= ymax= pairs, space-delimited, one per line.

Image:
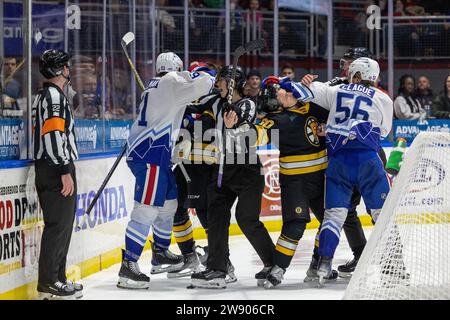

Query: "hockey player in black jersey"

xmin=169 ymin=106 xmax=216 ymax=278
xmin=190 ymin=66 xmax=275 ymax=289
xmin=228 ymin=75 xmax=337 ymax=288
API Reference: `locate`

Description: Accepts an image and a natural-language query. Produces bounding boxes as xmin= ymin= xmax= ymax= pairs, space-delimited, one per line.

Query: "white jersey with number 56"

xmin=296 ymin=81 xmax=393 ymax=156
xmin=127 ymin=70 xmax=215 ymax=167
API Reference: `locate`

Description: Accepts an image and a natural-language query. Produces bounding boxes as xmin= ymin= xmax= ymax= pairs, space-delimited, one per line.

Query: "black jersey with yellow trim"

xmin=181 ymin=95 xmax=219 ymax=164
xmin=254 ymin=102 xmax=329 ymax=175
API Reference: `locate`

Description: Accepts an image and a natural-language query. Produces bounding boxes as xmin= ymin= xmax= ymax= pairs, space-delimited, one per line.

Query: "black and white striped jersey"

xmin=32 ymin=82 xmax=78 ymax=174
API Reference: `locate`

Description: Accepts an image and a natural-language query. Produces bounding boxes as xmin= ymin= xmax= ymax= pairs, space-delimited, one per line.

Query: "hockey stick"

xmin=217 ymin=39 xmax=265 ymax=187
xmin=75 ymin=32 xmax=140 ymax=231
xmin=121 ymin=32 xmax=146 ymax=90
xmin=122 ymin=32 xmax=192 ymax=183
xmin=75 ymin=32 xmax=192 ymax=230
xmin=75 ymin=146 xmax=127 ymax=231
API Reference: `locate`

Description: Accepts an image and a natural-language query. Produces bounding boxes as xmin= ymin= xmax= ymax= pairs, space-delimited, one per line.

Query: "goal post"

xmin=343 ymin=132 xmax=450 ymax=300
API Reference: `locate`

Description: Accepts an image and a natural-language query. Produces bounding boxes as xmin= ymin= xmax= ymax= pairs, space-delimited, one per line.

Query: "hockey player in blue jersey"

xmin=283 ymin=57 xmax=393 ymax=284
xmin=117 ymin=52 xmax=216 ymax=289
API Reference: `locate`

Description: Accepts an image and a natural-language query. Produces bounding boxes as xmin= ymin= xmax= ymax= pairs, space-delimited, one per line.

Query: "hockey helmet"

xmin=218 ymin=65 xmax=246 ymax=96
xmin=348 ymin=57 xmax=380 ymax=84
xmin=156 ymin=52 xmax=183 ymax=74
xmin=39 ymin=49 xmax=70 ymax=79
xmin=340 ymin=47 xmax=374 ymax=70
xmin=258 ymin=82 xmax=281 ymax=113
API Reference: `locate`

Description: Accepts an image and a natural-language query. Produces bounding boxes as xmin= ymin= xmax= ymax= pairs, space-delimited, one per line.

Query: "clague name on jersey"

xmin=340 ymin=83 xmax=375 ymax=98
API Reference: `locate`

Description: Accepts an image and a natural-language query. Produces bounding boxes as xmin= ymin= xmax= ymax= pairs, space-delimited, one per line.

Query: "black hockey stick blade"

xmin=244 ymin=38 xmax=265 ymax=52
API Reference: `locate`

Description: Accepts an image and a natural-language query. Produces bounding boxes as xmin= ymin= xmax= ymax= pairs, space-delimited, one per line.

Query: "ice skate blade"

xmin=225 ymin=275 xmax=237 ymax=284
xmin=74 ymin=291 xmax=83 ymax=299
xmin=167 ymin=267 xmax=201 ymax=279
xmin=256 ymin=279 xmax=266 ymax=287
xmin=151 ymin=262 xmax=184 ymax=274
xmin=117 ymin=277 xmax=150 ymax=290
xmin=38 ymin=292 xmax=76 ymax=300
xmin=317 ymin=276 xmax=326 ymax=288
xmin=190 ymin=278 xmax=227 ymax=289
xmin=338 ymin=271 xmax=353 ymax=279
xmin=304 ymin=275 xmax=317 ymax=282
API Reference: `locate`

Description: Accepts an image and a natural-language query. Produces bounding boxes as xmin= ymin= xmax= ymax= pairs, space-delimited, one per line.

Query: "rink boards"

xmin=0 ymin=149 xmax=387 ymax=299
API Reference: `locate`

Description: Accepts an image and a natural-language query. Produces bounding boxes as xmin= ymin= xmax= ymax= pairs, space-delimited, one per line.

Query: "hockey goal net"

xmin=343 ymin=132 xmax=450 ymax=300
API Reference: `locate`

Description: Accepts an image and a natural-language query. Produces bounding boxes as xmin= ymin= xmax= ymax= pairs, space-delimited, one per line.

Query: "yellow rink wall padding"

xmin=0 ymin=216 xmax=374 ymax=300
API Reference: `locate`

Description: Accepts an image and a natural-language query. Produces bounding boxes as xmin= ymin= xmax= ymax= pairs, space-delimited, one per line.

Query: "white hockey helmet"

xmin=348 ymin=57 xmax=380 ymax=84
xmin=156 ymin=52 xmax=183 ymax=74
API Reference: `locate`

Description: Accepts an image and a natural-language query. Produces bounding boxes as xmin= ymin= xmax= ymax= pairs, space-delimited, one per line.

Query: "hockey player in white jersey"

xmin=117 ymin=52 xmax=216 ymax=289
xmin=286 ymin=58 xmax=393 ymax=284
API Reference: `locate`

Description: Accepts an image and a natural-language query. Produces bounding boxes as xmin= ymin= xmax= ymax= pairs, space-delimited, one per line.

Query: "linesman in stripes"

xmin=240 ymin=76 xmax=338 ymax=288
xmin=32 ymin=49 xmax=83 ymax=299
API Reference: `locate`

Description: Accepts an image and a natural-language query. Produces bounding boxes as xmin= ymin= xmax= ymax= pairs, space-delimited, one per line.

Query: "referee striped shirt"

xmin=32 ymin=82 xmax=78 ymax=175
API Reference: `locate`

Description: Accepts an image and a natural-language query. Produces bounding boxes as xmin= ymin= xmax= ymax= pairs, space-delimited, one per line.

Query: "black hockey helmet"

xmin=39 ymin=49 xmax=70 ymax=79
xmin=218 ymin=65 xmax=247 ymax=96
xmin=258 ymin=82 xmax=281 ymax=113
xmin=340 ymin=47 xmax=374 ymax=70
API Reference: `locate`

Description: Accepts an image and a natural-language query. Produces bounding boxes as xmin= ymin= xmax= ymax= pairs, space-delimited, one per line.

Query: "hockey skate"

xmin=225 ymin=258 xmax=237 ymax=284
xmin=190 ymin=269 xmax=227 ymax=289
xmin=263 ymin=265 xmax=285 ymax=289
xmin=255 ymin=266 xmax=272 ymax=287
xmin=337 ymin=257 xmax=359 ymax=278
xmin=37 ymin=281 xmax=76 ymax=300
xmin=65 ymin=279 xmax=83 ymax=299
xmin=317 ymin=256 xmax=333 ymax=287
xmin=195 ymin=245 xmax=208 ymax=267
xmin=167 ymin=251 xmax=202 ymax=279
xmin=304 ymin=256 xmax=338 ymax=282
xmin=117 ymin=251 xmax=150 ymax=289
xmin=150 ymin=243 xmax=184 ymax=274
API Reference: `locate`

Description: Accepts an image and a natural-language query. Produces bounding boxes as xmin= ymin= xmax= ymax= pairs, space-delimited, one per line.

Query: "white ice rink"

xmin=81 ymin=227 xmax=373 ymax=300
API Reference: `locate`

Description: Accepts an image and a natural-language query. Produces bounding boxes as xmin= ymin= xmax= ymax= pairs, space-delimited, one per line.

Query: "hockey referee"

xmin=32 ymin=49 xmax=82 ymax=299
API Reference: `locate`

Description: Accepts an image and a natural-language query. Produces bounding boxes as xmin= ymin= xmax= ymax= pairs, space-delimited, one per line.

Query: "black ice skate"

xmin=225 ymin=258 xmax=237 ymax=284
xmin=317 ymin=256 xmax=333 ymax=287
xmin=255 ymin=266 xmax=273 ymax=287
xmin=65 ymin=279 xmax=84 ymax=299
xmin=117 ymin=250 xmax=150 ymax=289
xmin=190 ymin=269 xmax=227 ymax=289
xmin=195 ymin=245 xmax=208 ymax=267
xmin=263 ymin=265 xmax=285 ymax=289
xmin=337 ymin=257 xmax=359 ymax=278
xmin=167 ymin=251 xmax=202 ymax=279
xmin=305 ymin=256 xmax=338 ymax=282
xmin=37 ymin=281 xmax=76 ymax=300
xmin=150 ymin=243 xmax=184 ymax=274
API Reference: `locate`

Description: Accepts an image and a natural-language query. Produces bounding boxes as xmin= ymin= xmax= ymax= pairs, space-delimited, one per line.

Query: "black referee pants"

xmin=206 ymin=164 xmax=275 ymax=272
xmin=35 ymin=160 xmax=77 ymax=285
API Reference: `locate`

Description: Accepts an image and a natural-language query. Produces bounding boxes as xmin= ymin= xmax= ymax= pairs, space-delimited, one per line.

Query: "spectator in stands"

xmin=280 ymin=64 xmax=295 ymax=80
xmin=1 ymin=57 xmax=22 ymax=114
xmin=246 ymin=69 xmax=261 ymax=101
xmin=244 ymin=0 xmax=268 ymax=47
xmin=70 ymin=55 xmax=96 ymax=78
xmin=415 ymin=76 xmax=435 ymax=118
xmin=431 ymin=75 xmax=450 ymax=119
xmin=394 ymin=74 xmax=426 ymax=120
xmin=110 ymin=67 xmax=133 ymax=119
xmin=157 ymin=0 xmax=182 ymax=51
xmin=71 ymin=72 xmax=102 ymax=120
xmin=393 ymin=0 xmax=423 ymax=57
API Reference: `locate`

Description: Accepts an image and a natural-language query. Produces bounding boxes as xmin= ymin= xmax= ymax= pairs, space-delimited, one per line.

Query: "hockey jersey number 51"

xmin=127 ymin=71 xmax=215 ymax=167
